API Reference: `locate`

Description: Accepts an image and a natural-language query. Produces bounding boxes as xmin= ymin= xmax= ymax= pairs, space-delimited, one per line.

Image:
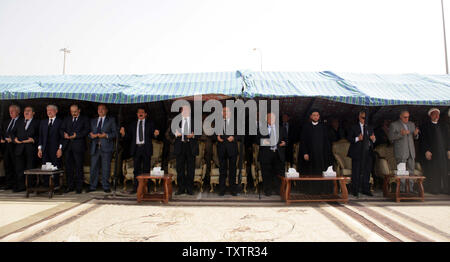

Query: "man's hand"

xmin=29 ymin=138 xmax=34 ymax=144
xmin=154 ymin=130 xmax=160 ymax=137
xmin=56 ymin=149 xmax=62 ymax=158
xmin=262 ymin=139 xmax=270 ymax=145
xmin=14 ymin=138 xmax=22 ymax=144
xmin=175 ymin=130 xmax=181 ymax=137
xmin=0 ymin=139 xmax=4 ymax=143
xmin=71 ymin=133 xmax=77 ymax=139
xmin=279 ymin=141 xmax=286 ymax=147
xmin=425 ymin=151 xmax=432 ymax=160
xmin=64 ymin=132 xmax=70 ymax=139
xmin=413 ymin=127 xmax=420 ymax=136
xmin=227 ymin=136 xmax=234 ymax=142
xmin=401 ymin=129 xmax=410 ymax=136
xmin=357 ymin=134 xmax=363 ymax=141
xmin=370 ymin=134 xmax=376 ymax=142
xmin=304 ymin=154 xmax=309 ymax=161
xmin=187 ymin=132 xmax=194 ymax=139
xmin=90 ymin=132 xmax=98 ymax=139
xmin=447 ymin=151 xmax=450 ymax=160
xmin=5 ymin=137 xmax=12 ymax=143
xmin=217 ymin=135 xmax=224 ymax=142
xmin=119 ymin=127 xmax=125 ymax=137
xmin=99 ymin=133 xmax=108 ymax=139
xmin=38 ymin=149 xmax=42 ymax=159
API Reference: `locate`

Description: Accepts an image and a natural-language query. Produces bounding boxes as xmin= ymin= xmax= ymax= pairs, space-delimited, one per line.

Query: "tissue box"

xmin=151 ymin=170 xmax=164 ymax=177
xmin=322 ymin=172 xmax=337 ymax=177
xmin=394 ymin=170 xmax=409 ymax=176
xmin=285 ymin=172 xmax=299 ymax=178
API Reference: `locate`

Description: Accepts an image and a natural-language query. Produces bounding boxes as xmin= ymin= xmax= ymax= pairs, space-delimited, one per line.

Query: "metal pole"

xmin=60 ymin=48 xmax=71 ymax=75
xmin=442 ymin=0 xmax=449 ymax=74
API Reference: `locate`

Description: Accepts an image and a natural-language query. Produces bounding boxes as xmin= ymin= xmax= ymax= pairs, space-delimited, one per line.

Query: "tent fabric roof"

xmin=0 ymin=71 xmax=449 ymax=106
xmin=0 ymin=72 xmax=244 ymax=104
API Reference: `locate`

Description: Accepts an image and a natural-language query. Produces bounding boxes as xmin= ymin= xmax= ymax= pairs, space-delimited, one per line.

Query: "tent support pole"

xmin=113 ymin=105 xmax=123 ymax=196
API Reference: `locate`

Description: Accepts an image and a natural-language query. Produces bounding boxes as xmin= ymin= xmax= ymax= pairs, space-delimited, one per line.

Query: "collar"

xmin=49 ymin=117 xmax=56 ymax=121
xmin=431 ymin=121 xmax=438 ymax=124
xmin=13 ymin=117 xmax=19 ymax=121
xmin=25 ymin=118 xmax=33 ymax=121
xmin=312 ymin=121 xmax=319 ymax=126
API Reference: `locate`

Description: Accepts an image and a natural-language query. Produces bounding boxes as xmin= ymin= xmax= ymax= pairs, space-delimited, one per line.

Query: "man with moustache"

xmin=61 ymin=104 xmax=90 ymax=194
xmin=13 ymin=106 xmax=40 ymax=192
xmin=88 ymin=104 xmax=117 ymax=193
xmin=120 ymin=107 xmax=160 ymax=194
xmin=38 ymin=105 xmax=64 ymax=187
xmin=0 ymin=105 xmax=21 ymax=190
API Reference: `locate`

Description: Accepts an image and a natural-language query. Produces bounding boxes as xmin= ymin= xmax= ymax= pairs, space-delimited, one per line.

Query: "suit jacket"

xmin=2 ymin=117 xmax=22 ymax=141
xmin=38 ymin=118 xmax=63 ymax=155
xmin=388 ymin=120 xmax=418 ymax=161
xmin=347 ymin=123 xmax=375 ymax=160
xmin=215 ymin=118 xmax=242 ymax=158
xmin=61 ymin=115 xmax=90 ymax=153
xmin=419 ymin=121 xmax=449 ymax=161
xmin=14 ymin=118 xmax=40 ymax=156
xmin=124 ymin=119 xmax=156 ymax=157
xmin=171 ymin=117 xmax=199 ymax=156
xmin=258 ymin=124 xmax=287 ymax=163
xmin=89 ymin=116 xmax=117 ymax=154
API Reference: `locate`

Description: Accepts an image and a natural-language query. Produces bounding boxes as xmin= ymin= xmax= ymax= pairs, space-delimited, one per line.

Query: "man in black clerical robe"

xmin=420 ymin=108 xmax=449 ymax=194
xmin=298 ymin=109 xmax=333 ymax=194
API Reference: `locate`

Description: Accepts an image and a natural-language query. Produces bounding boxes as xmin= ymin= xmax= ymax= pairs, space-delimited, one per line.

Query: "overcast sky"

xmin=0 ymin=0 xmax=449 ymax=75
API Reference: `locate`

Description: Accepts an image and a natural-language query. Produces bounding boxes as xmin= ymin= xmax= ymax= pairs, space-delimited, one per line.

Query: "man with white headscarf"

xmin=420 ymin=108 xmax=449 ymax=194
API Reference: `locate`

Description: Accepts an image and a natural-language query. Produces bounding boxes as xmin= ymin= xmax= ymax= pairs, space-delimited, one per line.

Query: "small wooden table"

xmin=279 ymin=175 xmax=350 ymax=205
xmin=136 ymin=174 xmax=173 ymax=204
xmin=24 ymin=169 xmax=64 ymax=198
xmin=383 ymin=174 xmax=425 ymax=202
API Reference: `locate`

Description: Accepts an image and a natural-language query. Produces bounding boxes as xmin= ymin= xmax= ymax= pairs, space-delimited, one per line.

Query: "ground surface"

xmin=0 ymin=188 xmax=449 ymax=242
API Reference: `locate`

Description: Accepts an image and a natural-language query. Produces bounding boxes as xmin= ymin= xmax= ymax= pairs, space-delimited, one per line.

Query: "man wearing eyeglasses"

xmin=388 ymin=110 xmax=420 ymax=192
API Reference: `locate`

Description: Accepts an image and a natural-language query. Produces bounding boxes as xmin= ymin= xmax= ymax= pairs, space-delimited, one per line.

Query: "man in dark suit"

xmin=13 ymin=106 xmax=39 ymax=192
xmin=216 ymin=106 xmax=241 ymax=196
xmin=172 ymin=105 xmax=199 ymax=195
xmin=88 ymin=104 xmax=117 ymax=193
xmin=120 ymin=107 xmax=160 ymax=194
xmin=347 ymin=111 xmax=376 ymax=197
xmin=258 ymin=112 xmax=287 ymax=196
xmin=38 ymin=105 xmax=64 ymax=187
xmin=282 ymin=113 xmax=297 ymax=168
xmin=1 ymin=105 xmax=21 ymax=190
xmin=61 ymin=104 xmax=90 ymax=194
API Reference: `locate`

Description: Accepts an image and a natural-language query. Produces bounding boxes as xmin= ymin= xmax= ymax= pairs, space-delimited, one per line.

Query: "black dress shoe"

xmin=64 ymin=188 xmax=74 ymax=193
xmin=175 ymin=190 xmax=184 ymax=195
xmin=218 ymin=191 xmax=225 ymax=196
xmin=104 ymin=189 xmax=111 ymax=193
xmin=130 ymin=189 xmax=137 ymax=194
xmin=352 ymin=192 xmax=359 ymax=198
xmin=186 ymin=191 xmax=194 ymax=195
xmin=231 ymin=192 xmax=238 ymax=196
xmin=86 ymin=188 xmax=96 ymax=193
xmin=362 ymin=191 xmax=373 ymax=197
xmin=264 ymin=192 xmax=272 ymax=197
xmin=76 ymin=189 xmax=82 ymax=194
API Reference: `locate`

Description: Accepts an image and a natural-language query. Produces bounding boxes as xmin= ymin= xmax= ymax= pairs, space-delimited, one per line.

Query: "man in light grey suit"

xmin=388 ymin=110 xmax=420 ymax=192
xmin=87 ymin=104 xmax=117 ymax=193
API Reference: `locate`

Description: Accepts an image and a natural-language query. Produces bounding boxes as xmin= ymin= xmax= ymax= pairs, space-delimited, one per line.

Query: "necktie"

xmin=270 ymin=125 xmax=277 ymax=150
xmin=97 ymin=118 xmax=103 ymax=134
xmin=182 ymin=118 xmax=186 ymax=142
xmin=138 ymin=120 xmax=144 ymax=143
xmin=49 ymin=119 xmax=53 ymax=128
xmin=24 ymin=119 xmax=28 ymax=130
xmin=7 ymin=119 xmax=16 ymax=133
xmin=72 ymin=117 xmax=77 ymax=127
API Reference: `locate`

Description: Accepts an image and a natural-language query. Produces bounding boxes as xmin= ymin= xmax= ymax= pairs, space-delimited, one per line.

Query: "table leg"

xmin=333 ymin=180 xmax=338 ymax=196
xmin=395 ymin=178 xmax=401 ymax=202
xmin=25 ymin=175 xmax=29 ymax=198
xmin=285 ymin=180 xmax=291 ymax=205
xmin=137 ymin=178 xmax=143 ymax=203
xmin=340 ymin=180 xmax=348 ymax=203
xmin=280 ymin=178 xmax=285 ymax=200
xmin=163 ymin=179 xmax=169 ymax=204
xmin=169 ymin=178 xmax=173 ymax=199
xmin=418 ymin=179 xmax=425 ymax=201
xmin=406 ymin=178 xmax=410 ymax=193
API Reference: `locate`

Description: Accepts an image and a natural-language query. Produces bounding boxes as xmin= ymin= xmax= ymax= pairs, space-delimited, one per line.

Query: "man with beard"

xmin=420 ymin=108 xmax=449 ymax=194
xmin=298 ymin=109 xmax=333 ymax=194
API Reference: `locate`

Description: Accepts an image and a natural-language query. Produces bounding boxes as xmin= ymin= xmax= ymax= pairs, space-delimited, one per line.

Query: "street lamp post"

xmin=60 ymin=48 xmax=71 ymax=75
xmin=442 ymin=0 xmax=449 ymax=74
xmin=252 ymin=48 xmax=263 ymax=72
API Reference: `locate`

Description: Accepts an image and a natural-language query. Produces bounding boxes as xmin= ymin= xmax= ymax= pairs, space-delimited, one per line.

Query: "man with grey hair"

xmin=1 ymin=105 xmax=22 ymax=190
xmin=38 ymin=104 xmax=64 ymax=187
xmin=388 ymin=110 xmax=420 ymax=192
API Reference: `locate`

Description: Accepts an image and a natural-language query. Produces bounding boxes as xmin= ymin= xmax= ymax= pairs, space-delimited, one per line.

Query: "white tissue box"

xmin=285 ymin=172 xmax=299 ymax=178
xmin=394 ymin=170 xmax=409 ymax=176
xmin=151 ymin=170 xmax=164 ymax=177
xmin=322 ymin=172 xmax=337 ymax=177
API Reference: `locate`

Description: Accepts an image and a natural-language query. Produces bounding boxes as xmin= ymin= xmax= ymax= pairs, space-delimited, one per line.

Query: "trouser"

xmin=260 ymin=150 xmax=284 ymax=194
xmin=65 ymin=148 xmax=84 ymax=191
xmin=4 ymin=143 xmax=16 ymax=188
xmin=176 ymin=143 xmax=195 ymax=193
xmin=15 ymin=148 xmax=36 ymax=190
xmin=397 ymin=157 xmax=415 ymax=192
xmin=89 ymin=148 xmax=112 ymax=190
xmin=42 ymin=149 xmax=61 ymax=187
xmin=351 ymin=154 xmax=372 ymax=194
xmin=423 ymin=156 xmax=448 ymax=194
xmin=219 ymin=153 xmax=237 ymax=193
xmin=133 ymin=146 xmax=151 ymax=191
